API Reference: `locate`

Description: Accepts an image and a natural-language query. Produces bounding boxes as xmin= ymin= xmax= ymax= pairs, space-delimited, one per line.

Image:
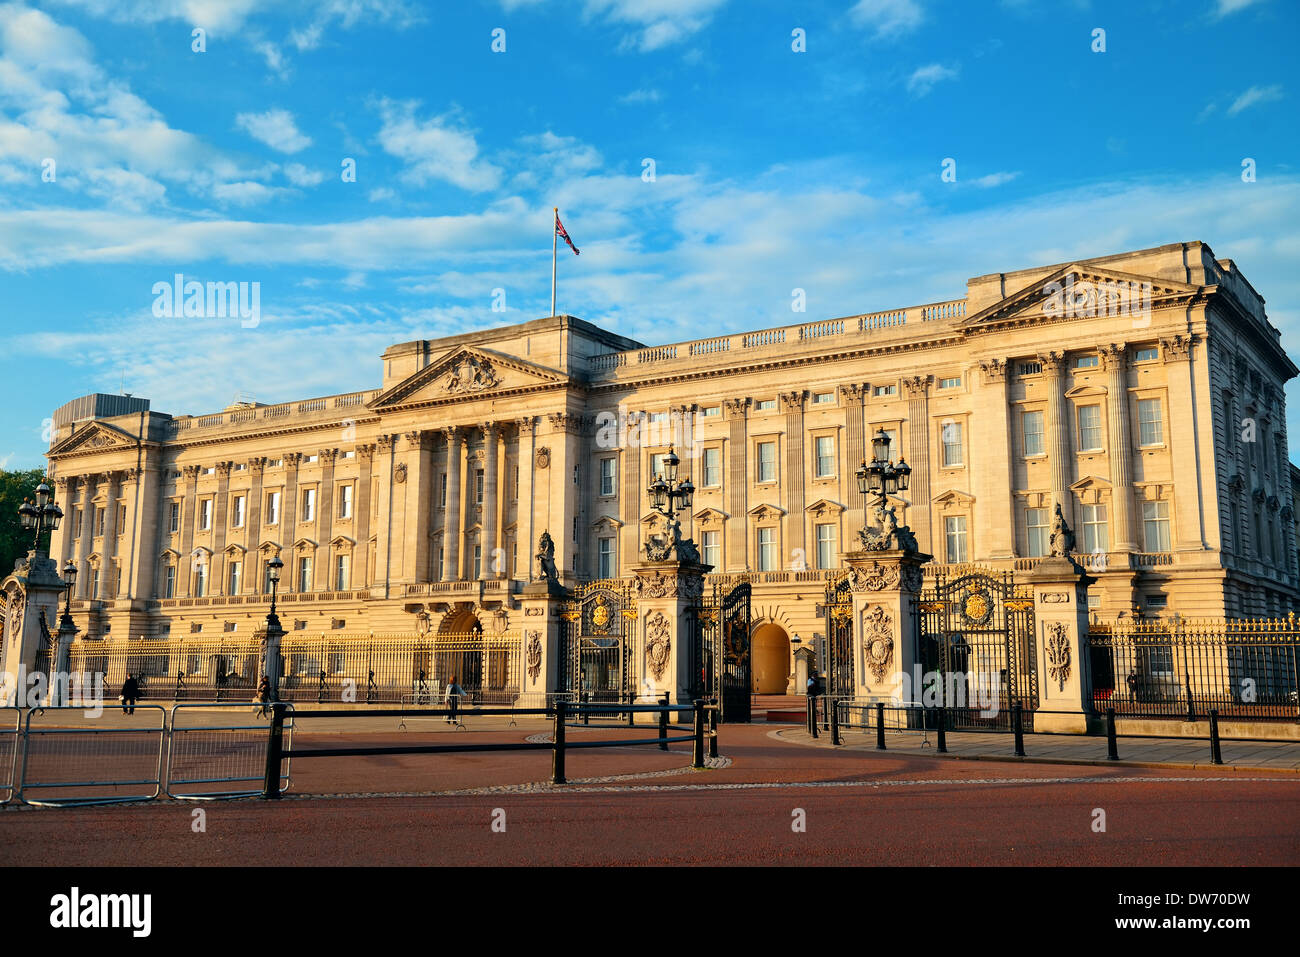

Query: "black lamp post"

xmin=855 ymin=429 xmax=911 ymax=522
xmin=265 ymin=554 xmax=284 ymax=628
xmin=647 ymin=447 xmax=695 ymax=522
xmin=59 ymin=559 xmax=78 ymax=625
xmin=18 ymin=480 xmax=64 ymax=555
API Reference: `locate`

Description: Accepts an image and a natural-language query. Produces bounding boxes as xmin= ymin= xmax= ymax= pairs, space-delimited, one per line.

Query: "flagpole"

xmin=551 ymin=207 xmax=558 ymax=317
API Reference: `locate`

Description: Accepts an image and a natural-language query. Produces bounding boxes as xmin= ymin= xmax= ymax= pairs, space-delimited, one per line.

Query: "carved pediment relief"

xmin=963 ymin=263 xmax=1199 ymax=331
xmin=591 ymin=514 xmax=624 ymax=530
xmin=369 ymin=347 xmax=568 ymax=411
xmin=804 ymin=498 xmax=845 ymax=517
xmin=329 ymin=534 xmax=356 ymax=549
xmin=692 ymin=507 xmax=729 ymax=525
xmin=932 ymin=489 xmax=975 ymax=508
xmin=48 ymin=422 xmax=138 ymax=458
xmin=746 ymin=503 xmax=787 ymax=521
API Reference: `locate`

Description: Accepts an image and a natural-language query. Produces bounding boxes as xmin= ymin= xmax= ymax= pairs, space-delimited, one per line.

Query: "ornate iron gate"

xmin=823 ymin=574 xmax=854 ymax=696
xmin=559 ymin=580 xmax=637 ymax=702
xmin=915 ymin=569 xmax=1038 ymax=726
xmin=701 ymin=581 xmax=752 ymax=722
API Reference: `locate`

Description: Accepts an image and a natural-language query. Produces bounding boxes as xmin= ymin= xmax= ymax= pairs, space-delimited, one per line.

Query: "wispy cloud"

xmin=619 ymin=87 xmax=662 ymax=104
xmin=236 ymin=109 xmax=311 ymax=153
xmin=1213 ymin=0 xmax=1266 ymax=18
xmin=500 ymin=0 xmax=729 ymax=51
xmin=375 ymin=98 xmax=502 ymax=192
xmin=974 ymin=171 xmax=1020 ymax=188
xmin=906 ymin=62 xmax=957 ymax=97
xmin=848 ymin=0 xmax=924 ymax=39
xmin=1228 ymin=83 xmax=1283 ymax=114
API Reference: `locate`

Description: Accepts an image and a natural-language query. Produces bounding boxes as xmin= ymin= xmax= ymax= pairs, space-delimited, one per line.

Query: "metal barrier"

xmin=166 ymin=703 xmax=293 ymax=800
xmin=0 ymin=708 xmax=18 ymax=803
xmin=19 ymin=706 xmax=167 ymax=807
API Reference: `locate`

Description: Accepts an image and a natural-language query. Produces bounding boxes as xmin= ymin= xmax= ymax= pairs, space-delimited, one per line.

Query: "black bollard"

xmin=262 ymin=702 xmax=286 ymax=800
xmin=830 ymin=698 xmax=841 ymax=746
xmin=1106 ymin=707 xmax=1119 ymax=760
xmin=658 ymin=693 xmax=669 ymax=751
xmin=552 ymin=699 xmax=567 ymax=784
xmin=1209 ymin=709 xmax=1224 ymax=765
xmin=875 ymin=701 xmax=887 ymax=750
xmin=935 ymin=705 xmax=947 ymax=753
xmin=692 ymin=699 xmax=706 ymax=769
xmin=708 ymin=698 xmax=719 ymax=759
xmin=807 ymin=695 xmax=819 ymax=738
xmin=1012 ymin=702 xmax=1025 ymax=757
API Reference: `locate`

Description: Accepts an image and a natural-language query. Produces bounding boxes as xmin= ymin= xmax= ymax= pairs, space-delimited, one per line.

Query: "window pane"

xmin=816 ymin=523 xmax=836 ymax=569
xmin=757 ymin=527 xmax=776 ymax=571
xmin=1026 ymin=507 xmax=1049 ymax=557
xmin=941 ymin=422 xmax=963 ymax=467
xmin=1078 ymin=405 xmax=1102 ymax=450
xmin=758 ymin=443 xmax=776 ymax=482
xmin=1023 ymin=411 xmax=1044 ymax=456
xmin=1138 ymin=398 xmax=1163 ymax=445
xmin=704 ymin=447 xmax=721 ymax=486
xmin=815 ymin=436 xmax=835 ymax=477
xmin=945 ymin=516 xmax=967 ymax=563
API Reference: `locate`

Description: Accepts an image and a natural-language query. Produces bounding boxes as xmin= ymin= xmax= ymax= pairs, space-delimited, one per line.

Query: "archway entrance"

xmin=436 ymin=607 xmax=484 ymax=693
xmin=751 ymin=623 xmax=792 ymax=694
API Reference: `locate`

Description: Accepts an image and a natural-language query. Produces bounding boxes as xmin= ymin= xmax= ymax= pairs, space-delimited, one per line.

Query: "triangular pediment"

xmin=747 ymin=503 xmax=787 ymax=520
xmin=329 ymin=534 xmax=355 ymax=548
xmin=591 ymin=514 xmax=623 ymax=530
xmin=804 ymin=498 xmax=846 ymax=517
xmin=369 ymin=346 xmax=568 ymax=410
xmin=257 ymin=540 xmax=282 ymax=555
xmin=932 ymin=489 xmax=975 ymax=507
xmin=963 ymin=263 xmax=1200 ymax=330
xmin=693 ymin=507 xmax=729 ymax=525
xmin=48 ymin=422 xmax=137 ymax=457
xmin=1070 ymin=474 xmax=1112 ymax=492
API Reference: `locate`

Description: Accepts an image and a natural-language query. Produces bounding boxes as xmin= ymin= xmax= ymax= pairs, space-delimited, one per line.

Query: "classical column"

xmin=619 ymin=411 xmax=643 ymax=572
xmin=372 ymin=436 xmax=397 ymax=593
xmin=1162 ymin=334 xmax=1207 ymax=550
xmin=781 ymin=390 xmax=807 ymax=567
xmin=52 ymin=476 xmax=75 ymax=569
xmin=282 ymin=453 xmax=302 ymax=590
xmin=901 ymin=376 xmax=933 ymax=554
xmin=317 ymin=448 xmax=338 ymax=590
xmin=178 ymin=466 xmax=199 ymax=598
xmin=548 ymin=412 xmax=583 ymax=580
xmin=442 ymin=427 xmax=463 ymax=580
xmin=117 ymin=467 xmax=142 ymax=599
xmin=212 ymin=461 xmax=231 ymax=594
xmin=481 ymin=422 xmax=500 ymax=578
xmin=838 ymin=383 xmax=867 ymax=527
xmin=1100 ymin=344 xmax=1137 ymax=552
xmin=1039 ymin=351 xmax=1074 ymax=526
xmin=975 ymin=359 xmax=1015 ymax=559
xmin=77 ymin=474 xmax=98 ymax=598
xmin=723 ymin=398 xmax=750 ymax=571
xmin=97 ymin=470 xmax=121 ymax=599
xmin=355 ymin=445 xmax=375 ymax=588
xmin=516 ymin=418 xmax=537 ymax=579
xmin=246 ymin=458 xmax=266 ymax=594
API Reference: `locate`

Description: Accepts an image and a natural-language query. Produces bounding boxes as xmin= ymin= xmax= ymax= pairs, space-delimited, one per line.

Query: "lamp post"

xmin=59 ymin=559 xmax=77 ymax=629
xmin=262 ymin=555 xmax=285 ymax=702
xmin=645 ymin=447 xmax=697 ymax=561
xmin=855 ymin=429 xmax=911 ymax=521
xmin=18 ymin=480 xmax=64 ymax=557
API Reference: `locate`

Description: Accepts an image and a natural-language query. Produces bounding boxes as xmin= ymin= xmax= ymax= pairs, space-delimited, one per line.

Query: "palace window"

xmin=298 ymin=556 xmax=313 ymax=592
xmin=814 ymin=436 xmax=835 ymax=478
xmin=944 ymin=516 xmax=968 ymax=563
xmin=757 ymin=442 xmax=777 ymax=483
xmin=337 ymin=483 xmax=353 ymax=519
xmin=1138 ymin=398 xmax=1164 ymax=446
xmin=650 ymin=452 xmax=666 ymax=480
xmin=1026 ymin=507 xmax=1050 ymax=558
xmin=812 ymin=392 xmax=835 ymax=404
xmin=599 ymin=457 xmax=617 ymax=496
xmin=1142 ymin=501 xmax=1171 ymax=552
xmin=472 ymin=544 xmax=483 ymax=580
xmin=1081 ymin=504 xmax=1109 ymax=554
xmin=475 ymin=470 xmax=485 ymax=505
xmin=335 ymin=554 xmax=351 ymax=591
xmin=598 ymin=538 xmax=616 ymax=579
xmin=938 ymin=376 xmax=961 ymax=389
xmin=1077 ymin=405 xmax=1103 ymax=452
xmin=702 ymin=530 xmax=720 ymax=568
xmin=439 ymin=474 xmax=447 ymax=508
xmin=1022 ymin=411 xmax=1044 ymax=456
xmin=815 ymin=523 xmax=837 ymax=570
xmin=757 ymin=527 xmax=777 ymax=571
xmin=199 ymin=499 xmax=212 ymax=531
xmin=228 ymin=561 xmax=242 ymax=595
xmin=1018 ymin=361 xmax=1042 ymax=376
xmin=873 ymin=384 xmax=896 ymax=397
xmin=231 ymin=495 xmax=245 ymax=528
xmin=941 ymin=422 xmax=963 ymax=468
xmin=266 ymin=490 xmax=280 ymax=525
xmin=303 ymin=487 xmax=318 ymax=522
xmin=95 ymin=506 xmax=105 ymax=536
xmin=702 ymin=405 xmax=721 ymax=418
xmin=755 ymin=399 xmax=776 ymax=412
xmin=117 ymin=504 xmax=126 ymax=531
xmin=1072 ymin=355 xmax=1099 ymax=370
xmin=164 ymin=565 xmax=176 ymax=599
xmin=194 ymin=562 xmax=208 ymax=597
xmin=1134 ymin=347 xmax=1158 ymax=362
xmin=703 ymin=447 xmax=722 ymax=487
xmin=169 ymin=502 xmax=180 ymax=533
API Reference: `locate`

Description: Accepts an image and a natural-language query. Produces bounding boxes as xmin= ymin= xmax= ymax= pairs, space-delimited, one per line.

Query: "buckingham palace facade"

xmin=42 ymin=240 xmax=1300 ymax=688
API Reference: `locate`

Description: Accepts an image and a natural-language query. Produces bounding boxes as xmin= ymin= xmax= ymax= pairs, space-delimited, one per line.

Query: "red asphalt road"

xmin=3 ymin=724 xmax=1299 ymax=866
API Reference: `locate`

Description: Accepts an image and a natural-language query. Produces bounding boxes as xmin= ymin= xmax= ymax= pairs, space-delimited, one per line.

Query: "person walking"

xmin=254 ymin=674 xmax=272 ymax=717
xmin=444 ymin=675 xmax=464 ymax=725
xmin=120 ymin=673 xmax=139 ymax=715
xmin=806 ymin=668 xmax=822 ymax=732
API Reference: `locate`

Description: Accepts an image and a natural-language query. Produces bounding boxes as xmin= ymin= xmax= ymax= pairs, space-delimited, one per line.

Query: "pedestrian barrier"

xmin=166 ymin=703 xmax=293 ymax=800
xmin=19 ymin=705 xmax=167 ymax=807
xmin=0 ymin=708 xmax=18 ymax=803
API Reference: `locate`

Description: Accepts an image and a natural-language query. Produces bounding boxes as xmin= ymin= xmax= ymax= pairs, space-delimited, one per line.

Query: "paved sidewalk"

xmin=779 ymin=726 xmax=1300 ymax=772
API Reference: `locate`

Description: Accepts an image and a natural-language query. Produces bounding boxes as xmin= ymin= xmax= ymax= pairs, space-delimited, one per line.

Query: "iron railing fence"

xmin=1088 ymin=618 xmax=1300 ymax=721
xmin=837 ymin=698 xmax=1037 ymax=734
xmin=52 ymin=632 xmax=523 ymax=707
xmin=0 ymin=707 xmax=17 ymax=802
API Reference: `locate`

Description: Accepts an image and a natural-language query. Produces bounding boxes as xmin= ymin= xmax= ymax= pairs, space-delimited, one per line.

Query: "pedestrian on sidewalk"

xmin=1126 ymin=670 xmax=1139 ymax=701
xmin=445 ymin=675 xmax=464 ymax=725
xmin=120 ymin=673 xmax=139 ymax=715
xmin=254 ymin=675 xmax=271 ymax=717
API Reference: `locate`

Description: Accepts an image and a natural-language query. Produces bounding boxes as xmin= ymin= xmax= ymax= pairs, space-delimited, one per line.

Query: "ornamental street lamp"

xmin=18 ymin=480 xmax=64 ymax=554
xmin=644 ymin=447 xmax=698 ymax=562
xmin=60 ymin=559 xmax=77 ymax=623
xmin=855 ymin=429 xmax=911 ymax=521
xmin=266 ymin=555 xmax=284 ymax=626
xmin=261 ymin=554 xmax=286 ymax=704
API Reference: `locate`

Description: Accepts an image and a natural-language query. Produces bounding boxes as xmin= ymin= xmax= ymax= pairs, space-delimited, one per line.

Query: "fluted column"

xmin=246 ymin=458 xmax=266 ymax=594
xmin=1163 ymin=334 xmax=1207 ymax=549
xmin=178 ymin=466 xmax=199 ymax=597
xmin=282 ymin=453 xmax=302 ymax=590
xmin=53 ymin=476 xmax=75 ymax=568
xmin=516 ymin=418 xmax=537 ymax=578
xmin=481 ymin=422 xmax=500 ymax=578
xmin=317 ymin=448 xmax=338 ymax=589
xmin=443 ymin=427 xmax=463 ymax=580
xmin=117 ymin=467 xmax=142 ymax=599
xmin=1101 ymin=344 xmax=1136 ymax=551
xmin=1039 ymin=352 xmax=1074 ymax=525
xmin=76 ymin=475 xmax=97 ymax=599
xmin=902 ymin=376 xmax=933 ymax=554
xmin=212 ymin=461 xmax=231 ymax=594
xmin=724 ymin=398 xmax=750 ymax=571
xmin=354 ymin=445 xmax=375 ymax=587
xmin=975 ymin=359 xmax=1015 ymax=558
xmin=97 ymin=470 xmax=121 ymax=599
xmin=620 ymin=411 xmax=643 ymax=572
xmin=781 ymin=390 xmax=807 ymax=567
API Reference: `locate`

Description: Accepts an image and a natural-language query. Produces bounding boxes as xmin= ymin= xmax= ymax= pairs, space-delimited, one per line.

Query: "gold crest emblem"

xmin=591 ymin=595 xmax=610 ymax=630
xmin=963 ymin=592 xmax=990 ymax=622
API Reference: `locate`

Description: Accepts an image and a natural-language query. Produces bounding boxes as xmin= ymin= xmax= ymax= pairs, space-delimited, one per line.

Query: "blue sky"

xmin=1 ymin=0 xmax=1297 ymax=470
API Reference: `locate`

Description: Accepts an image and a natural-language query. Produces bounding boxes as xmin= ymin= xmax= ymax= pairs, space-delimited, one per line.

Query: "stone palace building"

xmin=42 ymin=241 xmax=1300 ymax=693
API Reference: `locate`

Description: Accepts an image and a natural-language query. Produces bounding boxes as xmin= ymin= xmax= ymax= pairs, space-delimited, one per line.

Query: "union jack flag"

xmin=555 ymin=213 xmax=580 ymax=256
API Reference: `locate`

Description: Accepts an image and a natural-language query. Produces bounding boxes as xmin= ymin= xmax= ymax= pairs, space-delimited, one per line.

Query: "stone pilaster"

xmin=1039 ymin=351 xmax=1074 ymax=526
xmin=212 ymin=461 xmax=231 ymax=595
xmin=975 ymin=359 xmax=1015 ymax=559
xmin=354 ymin=445 xmax=375 ymax=588
xmin=97 ymin=470 xmax=121 ymax=599
xmin=1101 ymin=344 xmax=1136 ymax=552
xmin=481 ymin=422 xmax=500 ymax=578
xmin=619 ymin=411 xmax=643 ymax=572
xmin=781 ymin=390 xmax=807 ymax=565
xmin=317 ymin=448 xmax=338 ymax=589
xmin=838 ymin=384 xmax=868 ymax=539
xmin=1162 ymin=335 xmax=1208 ymax=550
xmin=723 ymin=397 xmax=750 ymax=571
xmin=901 ymin=376 xmax=933 ymax=553
xmin=77 ymin=474 xmax=99 ymax=598
xmin=372 ymin=438 xmax=397 ymax=594
xmin=516 ymin=418 xmax=537 ymax=580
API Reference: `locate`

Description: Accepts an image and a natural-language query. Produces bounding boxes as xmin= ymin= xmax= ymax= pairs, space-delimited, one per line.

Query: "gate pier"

xmin=519 ymin=574 xmax=565 ymax=706
xmin=631 ymin=560 xmax=710 ymax=723
xmin=841 ymin=548 xmax=930 ymax=702
xmin=1024 ymin=555 xmax=1097 ymax=733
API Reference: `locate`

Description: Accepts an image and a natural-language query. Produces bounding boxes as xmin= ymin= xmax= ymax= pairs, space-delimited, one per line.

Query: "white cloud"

xmin=974 ymin=171 xmax=1020 ymax=188
xmin=501 ymin=0 xmax=729 ymax=51
xmin=848 ymin=0 xmax=924 ymax=39
xmin=284 ymin=162 xmax=326 ymax=187
xmin=1227 ymin=84 xmax=1283 ymax=115
xmin=375 ymin=99 xmax=502 ymax=192
xmin=619 ymin=87 xmax=662 ymax=104
xmin=1213 ymin=0 xmax=1265 ymax=17
xmin=906 ymin=63 xmax=957 ymax=97
xmin=236 ymin=109 xmax=311 ymax=153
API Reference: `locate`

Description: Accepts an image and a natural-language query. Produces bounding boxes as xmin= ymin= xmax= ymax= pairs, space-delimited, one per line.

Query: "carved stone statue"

xmin=1048 ymin=503 xmax=1075 ymax=558
xmin=535 ymin=531 xmax=558 ymax=582
xmin=644 ymin=517 xmax=701 ymax=564
xmin=857 ymin=505 xmax=918 ymax=553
